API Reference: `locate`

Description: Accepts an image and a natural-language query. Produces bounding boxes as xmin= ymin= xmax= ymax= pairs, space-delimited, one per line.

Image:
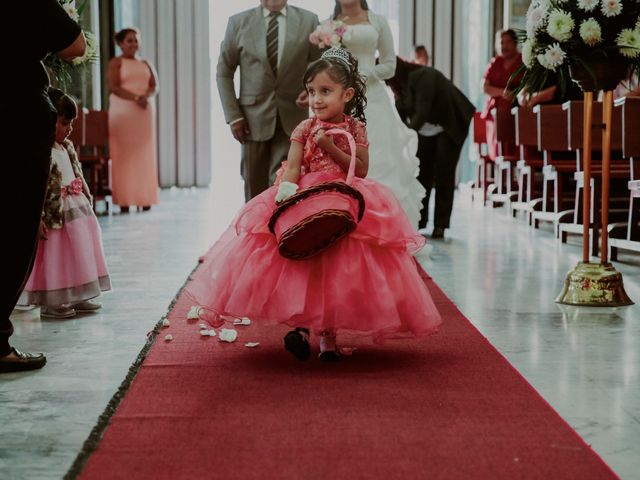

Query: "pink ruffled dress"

xmin=19 ymin=147 xmax=111 ymax=307
xmin=187 ymin=116 xmax=441 ymax=342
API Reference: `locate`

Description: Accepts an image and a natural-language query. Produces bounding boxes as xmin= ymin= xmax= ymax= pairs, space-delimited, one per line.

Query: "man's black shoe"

xmin=431 ymin=227 xmax=445 ymax=239
xmin=0 ymin=348 xmax=46 ymax=373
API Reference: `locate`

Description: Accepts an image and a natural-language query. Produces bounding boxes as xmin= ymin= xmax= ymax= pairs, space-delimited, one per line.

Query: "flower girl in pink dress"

xmin=19 ymin=89 xmax=111 ymax=319
xmin=188 ymin=49 xmax=441 ymax=361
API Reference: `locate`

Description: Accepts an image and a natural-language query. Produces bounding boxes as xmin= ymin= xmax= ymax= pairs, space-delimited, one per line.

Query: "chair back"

xmin=84 ymin=110 xmax=109 ymax=147
xmin=473 ymin=112 xmax=486 ymax=145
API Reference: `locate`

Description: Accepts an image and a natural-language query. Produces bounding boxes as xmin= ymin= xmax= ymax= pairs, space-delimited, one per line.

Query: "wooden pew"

xmin=472 ymin=112 xmax=493 ymax=205
xmin=488 ymin=107 xmax=519 ymax=206
xmin=609 ymin=96 xmax=640 ymax=260
xmin=531 ymin=104 xmax=577 ymax=233
xmin=510 ymin=106 xmax=544 ymax=222
xmin=559 ymin=100 xmax=629 ymax=256
xmin=79 ymin=110 xmax=112 ymax=214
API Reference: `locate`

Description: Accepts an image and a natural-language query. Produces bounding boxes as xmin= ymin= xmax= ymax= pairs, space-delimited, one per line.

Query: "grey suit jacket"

xmin=216 ymin=6 xmax=320 ymax=141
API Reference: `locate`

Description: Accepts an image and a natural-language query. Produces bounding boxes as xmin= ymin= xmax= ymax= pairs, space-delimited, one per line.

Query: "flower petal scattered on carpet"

xmin=219 ymin=329 xmax=238 ymax=343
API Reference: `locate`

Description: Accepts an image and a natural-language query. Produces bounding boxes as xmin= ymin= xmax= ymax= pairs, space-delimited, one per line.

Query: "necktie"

xmin=266 ymin=11 xmax=280 ymax=75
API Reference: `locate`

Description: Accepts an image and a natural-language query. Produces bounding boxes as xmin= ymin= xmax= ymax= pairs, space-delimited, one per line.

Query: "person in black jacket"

xmin=387 ymin=56 xmax=474 ymax=238
xmin=0 ymin=1 xmax=85 ymax=373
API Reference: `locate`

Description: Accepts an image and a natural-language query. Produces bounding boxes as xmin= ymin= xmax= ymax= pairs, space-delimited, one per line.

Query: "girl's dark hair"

xmin=385 ymin=56 xmax=423 ymax=99
xmin=115 ymin=27 xmax=139 ymax=44
xmin=333 ymin=0 xmax=369 ymax=19
xmin=47 ymin=87 xmax=78 ymax=120
xmin=303 ymin=50 xmax=367 ymax=123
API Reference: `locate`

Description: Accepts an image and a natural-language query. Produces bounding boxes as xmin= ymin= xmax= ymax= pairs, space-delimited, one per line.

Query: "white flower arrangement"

xmin=580 ymin=18 xmax=603 ymax=46
xmin=617 ymin=28 xmax=640 ymax=58
xmin=516 ymin=0 xmax=640 ymax=94
xmin=44 ymin=0 xmax=99 ymax=91
xmin=547 ymin=9 xmax=575 ymax=42
xmin=522 ymin=39 xmax=535 ymax=67
xmin=601 ymin=0 xmax=623 ymax=17
xmin=578 ymin=0 xmax=600 ymax=11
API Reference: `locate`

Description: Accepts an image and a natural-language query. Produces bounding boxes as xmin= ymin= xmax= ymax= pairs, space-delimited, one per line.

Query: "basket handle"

xmin=324 ymin=128 xmax=357 ymax=185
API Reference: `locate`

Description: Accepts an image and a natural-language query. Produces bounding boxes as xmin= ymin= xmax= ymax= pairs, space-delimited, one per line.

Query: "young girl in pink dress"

xmin=18 ymin=89 xmax=111 ymax=319
xmin=187 ymin=48 xmax=441 ymax=361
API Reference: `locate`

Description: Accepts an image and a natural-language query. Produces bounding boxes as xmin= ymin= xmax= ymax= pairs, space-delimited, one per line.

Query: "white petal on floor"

xmin=162 ymin=319 xmax=171 ymax=327
xmin=218 ymin=328 xmax=238 ymax=342
xmin=207 ymin=329 xmax=217 ymax=337
xmin=164 ymin=334 xmax=173 ymax=341
xmin=187 ymin=306 xmax=201 ymax=320
xmin=244 ymin=342 xmax=260 ymax=348
xmin=200 ymin=330 xmax=210 ymax=336
xmin=233 ymin=318 xmax=251 ymax=326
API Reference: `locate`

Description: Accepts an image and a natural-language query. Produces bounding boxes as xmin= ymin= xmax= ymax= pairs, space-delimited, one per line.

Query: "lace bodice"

xmin=341 ymin=12 xmax=397 ymax=84
xmin=279 ymin=116 xmax=368 ymax=180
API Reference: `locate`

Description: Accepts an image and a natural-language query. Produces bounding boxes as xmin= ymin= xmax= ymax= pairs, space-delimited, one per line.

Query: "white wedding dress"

xmin=341 ymin=12 xmax=425 ymax=227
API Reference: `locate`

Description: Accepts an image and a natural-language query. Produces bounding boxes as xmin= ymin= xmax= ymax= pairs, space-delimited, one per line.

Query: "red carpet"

xmin=74 ymin=259 xmax=618 ymax=479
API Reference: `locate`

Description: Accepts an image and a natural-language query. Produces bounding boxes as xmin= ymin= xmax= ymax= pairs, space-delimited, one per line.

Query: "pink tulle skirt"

xmin=19 ymin=209 xmax=111 ymax=306
xmin=186 ymin=171 xmax=442 ymax=342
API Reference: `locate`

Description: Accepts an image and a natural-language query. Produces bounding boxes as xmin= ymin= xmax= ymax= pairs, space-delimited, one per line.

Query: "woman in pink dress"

xmin=186 ymin=49 xmax=441 ymax=362
xmin=107 ymin=28 xmax=159 ymax=212
xmin=482 ymin=29 xmax=523 ymax=160
xmin=19 ymin=89 xmax=111 ymax=318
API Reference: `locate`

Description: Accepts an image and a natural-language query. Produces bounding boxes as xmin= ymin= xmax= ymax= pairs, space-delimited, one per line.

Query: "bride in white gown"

xmin=333 ymin=0 xmax=425 ymax=227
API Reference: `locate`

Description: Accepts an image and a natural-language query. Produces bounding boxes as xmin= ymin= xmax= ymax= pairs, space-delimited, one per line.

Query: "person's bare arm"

xmin=280 ymin=142 xmax=304 ymax=185
xmin=57 ymin=31 xmax=86 ymax=60
xmin=143 ymin=60 xmax=159 ymax=97
xmin=484 ymin=80 xmax=505 ymax=97
xmin=527 ymin=85 xmax=557 ymax=107
xmin=627 ymin=86 xmax=640 ymax=97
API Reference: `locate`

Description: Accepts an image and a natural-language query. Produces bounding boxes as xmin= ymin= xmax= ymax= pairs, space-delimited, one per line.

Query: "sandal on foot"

xmin=284 ymin=328 xmax=310 ymax=361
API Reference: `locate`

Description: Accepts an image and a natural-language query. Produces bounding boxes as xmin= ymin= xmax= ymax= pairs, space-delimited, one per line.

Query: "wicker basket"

xmin=268 ymin=129 xmax=366 ymax=260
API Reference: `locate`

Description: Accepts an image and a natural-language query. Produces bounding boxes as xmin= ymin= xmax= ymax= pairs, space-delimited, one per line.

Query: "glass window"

xmin=114 ymin=0 xmax=139 ymax=55
xmin=457 ymin=0 xmax=493 ymax=182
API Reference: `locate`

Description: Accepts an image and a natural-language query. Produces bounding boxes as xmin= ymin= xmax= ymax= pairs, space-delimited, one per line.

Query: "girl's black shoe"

xmin=284 ymin=328 xmax=310 ymax=361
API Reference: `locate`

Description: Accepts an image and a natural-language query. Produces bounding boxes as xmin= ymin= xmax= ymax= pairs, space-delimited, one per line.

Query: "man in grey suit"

xmin=217 ymin=0 xmax=320 ymax=201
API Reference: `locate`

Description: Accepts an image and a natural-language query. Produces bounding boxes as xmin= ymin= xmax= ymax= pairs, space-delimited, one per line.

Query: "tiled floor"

xmin=1 ymin=184 xmax=639 ymax=479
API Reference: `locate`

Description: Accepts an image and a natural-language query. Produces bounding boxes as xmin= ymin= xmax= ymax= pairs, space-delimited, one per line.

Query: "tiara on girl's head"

xmin=321 ymin=48 xmax=352 ymax=66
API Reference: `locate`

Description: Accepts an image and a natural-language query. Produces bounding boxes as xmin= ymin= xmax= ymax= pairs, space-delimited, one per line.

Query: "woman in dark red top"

xmin=482 ymin=29 xmax=523 ymax=160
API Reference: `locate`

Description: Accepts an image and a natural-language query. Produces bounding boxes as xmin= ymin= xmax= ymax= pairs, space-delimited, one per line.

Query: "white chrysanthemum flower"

xmin=526 ymin=4 xmax=548 ymax=38
xmin=601 ymin=0 xmax=622 ymax=17
xmin=635 ymin=17 xmax=640 ymax=31
xmin=579 ymin=18 xmax=602 ymax=46
xmin=537 ymin=53 xmax=551 ymax=70
xmin=578 ymin=0 xmax=599 ymax=11
xmin=522 ymin=39 xmax=535 ymax=67
xmin=547 ymin=9 xmax=575 ymax=42
xmin=617 ymin=28 xmax=640 ymax=58
xmin=539 ymin=43 xmax=566 ymax=70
